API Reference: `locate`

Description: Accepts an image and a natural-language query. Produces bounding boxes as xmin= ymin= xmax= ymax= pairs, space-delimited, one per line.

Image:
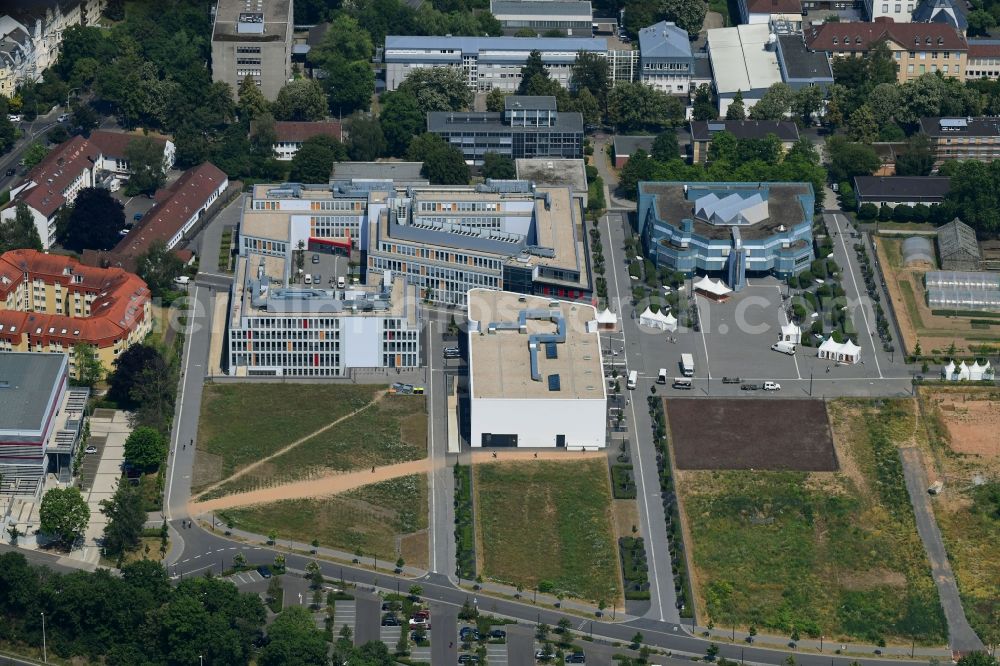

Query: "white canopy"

xmin=817 ymin=337 xmax=862 ymax=364
xmin=780 ymin=323 xmax=801 ymax=344
xmin=945 ymin=359 xmax=994 ymax=381
xmin=639 ymin=307 xmax=677 ymax=332
xmin=693 ymin=276 xmax=733 ymax=297
xmin=596 ymin=308 xmax=618 ymax=325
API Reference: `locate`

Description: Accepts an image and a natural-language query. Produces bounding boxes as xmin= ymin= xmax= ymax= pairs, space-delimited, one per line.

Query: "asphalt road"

xmin=899 ymin=448 xmax=984 ymax=653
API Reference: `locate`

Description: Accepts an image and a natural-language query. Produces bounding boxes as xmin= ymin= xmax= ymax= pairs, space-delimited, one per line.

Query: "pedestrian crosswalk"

xmin=486 ymin=642 xmax=509 ymax=665
xmin=333 ymin=600 xmax=356 ymax=638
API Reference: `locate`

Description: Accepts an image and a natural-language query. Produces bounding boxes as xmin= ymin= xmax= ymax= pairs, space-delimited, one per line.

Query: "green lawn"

xmin=897 ymin=278 xmax=926 ymax=332
xmin=222 ymin=474 xmax=427 ymax=563
xmin=204 ymin=395 xmax=426 ymax=497
xmin=475 ymin=460 xmax=621 ymax=604
xmin=679 ymin=399 xmax=946 ymax=644
xmin=193 ymin=384 xmax=384 ymax=491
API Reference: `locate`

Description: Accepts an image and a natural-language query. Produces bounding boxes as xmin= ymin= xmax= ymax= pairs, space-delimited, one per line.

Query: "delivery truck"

xmin=680 ymin=353 xmax=695 ymax=377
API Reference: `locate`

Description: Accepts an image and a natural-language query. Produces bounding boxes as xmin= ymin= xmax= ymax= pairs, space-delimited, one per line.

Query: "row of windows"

xmin=311 ymin=200 xmax=363 ymax=211
xmin=418 ymin=201 xmax=500 ymax=212
xmin=254 ymin=200 xmax=279 ymax=210
xmin=878 ymin=3 xmax=913 ymax=11
xmin=236 ymin=46 xmax=261 ymax=54
xmin=376 ymin=243 xmax=503 ymax=270
xmin=243 ymin=237 xmax=286 ymax=256
xmin=642 ymin=62 xmax=690 ymax=71
xmin=905 ymin=63 xmax=958 ymax=75
xmin=893 ymin=51 xmax=959 ymax=59
xmin=236 ymin=58 xmax=261 ymax=65
xmin=236 ymin=69 xmax=261 ymax=77
xmin=416 ymin=216 xmax=502 ymax=228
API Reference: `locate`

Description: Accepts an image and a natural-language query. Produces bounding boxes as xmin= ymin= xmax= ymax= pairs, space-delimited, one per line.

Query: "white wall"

xmin=1 ymin=204 xmax=51 ymax=248
xmin=341 ymin=316 xmax=381 ymax=367
xmin=470 ymin=396 xmax=606 ymax=449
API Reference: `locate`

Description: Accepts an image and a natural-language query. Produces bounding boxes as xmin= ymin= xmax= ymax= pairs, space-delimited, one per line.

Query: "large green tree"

xmin=273 ymin=80 xmax=328 ymax=121
xmin=72 ymin=343 xmax=104 ymax=387
xmin=321 ymin=56 xmax=376 ymax=115
xmin=238 ymin=75 xmax=270 ymax=121
xmin=107 ymin=344 xmax=164 ymax=409
xmin=345 ymin=114 xmax=388 ymax=161
xmin=39 ymin=487 xmax=90 ymax=549
xmin=290 ymin=134 xmax=348 ymax=182
xmin=397 ymin=67 xmax=472 ymax=113
xmin=407 ymin=133 xmax=469 ymax=185
xmin=61 ymin=188 xmax=125 ymax=252
xmin=482 ymin=152 xmax=516 ymax=179
xmin=381 ymin=91 xmax=426 ymax=157
xmin=0 ymin=203 xmax=43 ymax=253
xmin=518 ymin=50 xmax=548 ymax=95
xmin=748 ymin=82 xmax=793 ymax=120
xmin=124 ymin=426 xmax=168 ymax=472
xmin=125 ymin=136 xmax=168 ymax=196
xmin=662 ymin=0 xmax=707 ymax=36
xmin=259 ymin=607 xmax=329 ymax=666
xmin=100 ymin=479 xmax=147 ymax=557
xmin=940 ymin=159 xmax=1000 ymax=236
xmin=726 ymin=90 xmax=746 ymax=120
xmin=894 ymin=133 xmax=934 ymax=177
xmin=309 ymin=15 xmax=374 ymax=64
xmin=137 ymin=240 xmax=185 ymax=297
xmin=607 ymin=82 xmax=684 ymax=131
xmin=825 ymin=135 xmax=880 ymax=183
xmin=570 ymin=51 xmax=610 ymax=108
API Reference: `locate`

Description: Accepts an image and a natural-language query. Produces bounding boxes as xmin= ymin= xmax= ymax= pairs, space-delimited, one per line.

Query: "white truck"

xmin=627 ymin=370 xmax=638 ymax=390
xmin=771 ymin=341 xmax=796 ymax=355
xmin=657 ymin=368 xmax=668 ymax=384
xmin=680 ymin=353 xmax=695 ymax=377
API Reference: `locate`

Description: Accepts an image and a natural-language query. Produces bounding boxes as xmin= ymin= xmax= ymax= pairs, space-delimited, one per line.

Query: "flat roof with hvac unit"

xmin=467 ymin=289 xmax=604 ymax=400
xmin=467 ymin=289 xmax=607 ymax=449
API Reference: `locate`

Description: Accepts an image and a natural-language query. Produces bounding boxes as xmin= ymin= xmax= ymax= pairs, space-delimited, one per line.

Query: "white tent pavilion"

xmin=817 ymin=337 xmax=862 ymax=364
xmin=693 ymin=276 xmax=733 ymax=301
xmin=779 ymin=323 xmax=802 ymax=344
xmin=639 ymin=307 xmax=677 ymax=332
xmin=944 ymin=360 xmax=994 ymax=381
xmin=596 ymin=308 xmax=618 ymax=330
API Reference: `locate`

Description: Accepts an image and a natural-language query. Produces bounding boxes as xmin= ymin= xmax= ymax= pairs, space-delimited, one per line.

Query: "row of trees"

xmin=618 ymin=131 xmax=826 ymax=210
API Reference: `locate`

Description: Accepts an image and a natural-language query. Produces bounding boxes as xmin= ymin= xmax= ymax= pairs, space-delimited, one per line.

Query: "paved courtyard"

xmin=78 ymin=410 xmax=131 ymax=563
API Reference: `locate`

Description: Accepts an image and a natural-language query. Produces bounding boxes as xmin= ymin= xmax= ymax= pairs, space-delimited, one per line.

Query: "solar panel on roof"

xmin=545 ymin=342 xmax=558 ymax=359
xmin=707 ymin=122 xmax=726 ymax=131
xmin=547 ymin=374 xmax=561 ymax=391
xmin=940 ymin=118 xmax=968 ymax=128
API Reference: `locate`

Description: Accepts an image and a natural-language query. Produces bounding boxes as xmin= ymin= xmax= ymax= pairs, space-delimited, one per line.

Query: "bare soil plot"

xmin=665 ymin=398 xmax=837 ymax=471
xmin=918 ymin=387 xmax=1000 ymax=640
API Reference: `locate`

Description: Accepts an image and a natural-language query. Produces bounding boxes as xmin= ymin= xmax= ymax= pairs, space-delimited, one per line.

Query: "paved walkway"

xmin=899 ymin=447 xmax=984 ymax=653
xmin=74 ymin=410 xmax=131 ymax=564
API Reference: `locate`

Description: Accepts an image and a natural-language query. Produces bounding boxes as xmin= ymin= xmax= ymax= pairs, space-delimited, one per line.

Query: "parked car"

xmin=84 ymin=445 xmax=98 ymax=454
xmin=488 ymin=629 xmax=506 ymax=639
xmin=408 ymin=617 xmax=430 ymax=629
xmin=535 ymin=649 xmax=556 ymax=661
xmin=311 ymin=254 xmax=320 ymax=264
xmin=57 ymin=113 xmax=69 ymax=123
xmin=763 ymin=381 xmax=781 ymax=391
xmin=457 ymin=656 xmax=480 ymax=664
xmin=566 ymin=654 xmax=587 ymax=663
xmin=134 ymin=212 xmax=143 ymax=221
xmin=7 ymin=114 xmax=21 ymax=122
xmin=381 ymin=614 xmax=399 ymax=627
xmin=412 ymin=610 xmax=430 ymax=620
xmin=5 ymin=168 xmax=15 ymax=177
xmin=443 ymin=346 xmax=460 ymax=357
xmin=459 ymin=627 xmax=480 ymax=641
xmin=256 ymin=566 xmax=272 ymax=578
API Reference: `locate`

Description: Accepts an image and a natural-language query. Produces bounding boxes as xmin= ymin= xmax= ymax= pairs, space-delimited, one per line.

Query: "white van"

xmin=337 ymin=276 xmax=346 ymax=288
xmin=771 ymin=341 xmax=796 ymax=355
xmin=672 ymin=378 xmax=693 ymax=389
xmin=763 ymin=381 xmax=781 ymax=391
xmin=626 ymin=370 xmax=638 ymax=390
xmin=304 ymin=274 xmax=312 ymax=285
xmin=657 ymin=368 xmax=668 ymax=384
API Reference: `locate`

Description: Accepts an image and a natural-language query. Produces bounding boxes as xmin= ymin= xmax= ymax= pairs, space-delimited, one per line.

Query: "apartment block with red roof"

xmin=804 ymin=17 xmax=968 ymax=83
xmin=0 ymin=249 xmax=152 ymax=377
xmin=263 ymin=121 xmax=344 ymax=161
xmin=0 ymin=132 xmax=174 ymax=249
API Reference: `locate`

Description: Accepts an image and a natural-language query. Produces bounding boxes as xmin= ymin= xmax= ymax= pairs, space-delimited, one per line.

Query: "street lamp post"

xmin=41 ymin=612 xmax=47 ymax=663
xmin=199 ymin=655 xmax=204 ymax=666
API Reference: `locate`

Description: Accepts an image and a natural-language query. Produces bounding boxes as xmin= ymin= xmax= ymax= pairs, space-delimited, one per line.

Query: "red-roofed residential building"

xmin=0 ymin=249 xmax=151 ymax=376
xmin=805 ymin=18 xmax=967 ymax=83
xmin=113 ymin=162 xmax=229 ymax=259
xmin=267 ymin=121 xmax=343 ymax=160
xmin=1 ymin=131 xmax=175 ymax=249
xmin=967 ymin=39 xmax=1000 ymax=79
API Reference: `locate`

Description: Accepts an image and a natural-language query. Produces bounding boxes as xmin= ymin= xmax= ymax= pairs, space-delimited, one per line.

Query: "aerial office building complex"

xmin=211 ymin=0 xmax=294 ymax=100
xmin=637 ymin=181 xmax=815 ymax=291
xmin=427 ymin=96 xmax=584 ymax=165
xmin=0 ymin=352 xmax=89 ymax=496
xmin=467 ymin=289 xmax=606 ymax=449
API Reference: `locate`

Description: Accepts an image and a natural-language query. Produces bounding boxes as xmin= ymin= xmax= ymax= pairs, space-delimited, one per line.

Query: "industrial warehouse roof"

xmin=689 ymin=120 xmax=800 ymax=142
xmin=853 ymin=176 xmax=951 ymax=203
xmin=0 ymin=352 xmax=65 ymax=433
xmin=467 ymin=289 xmax=604 ymax=401
xmin=515 ymin=159 xmax=588 ymax=194
xmin=707 ymin=24 xmax=782 ymax=94
xmin=490 ymin=0 xmax=593 ymax=17
xmin=384 ymin=35 xmax=607 ymax=53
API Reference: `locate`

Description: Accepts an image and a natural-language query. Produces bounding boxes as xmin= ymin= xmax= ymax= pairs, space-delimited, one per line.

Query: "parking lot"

xmin=302 ymin=249 xmax=350 ymax=288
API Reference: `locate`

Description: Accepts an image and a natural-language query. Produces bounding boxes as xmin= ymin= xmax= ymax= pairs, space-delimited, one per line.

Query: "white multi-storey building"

xmin=384 ymin=35 xmax=609 ymax=91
